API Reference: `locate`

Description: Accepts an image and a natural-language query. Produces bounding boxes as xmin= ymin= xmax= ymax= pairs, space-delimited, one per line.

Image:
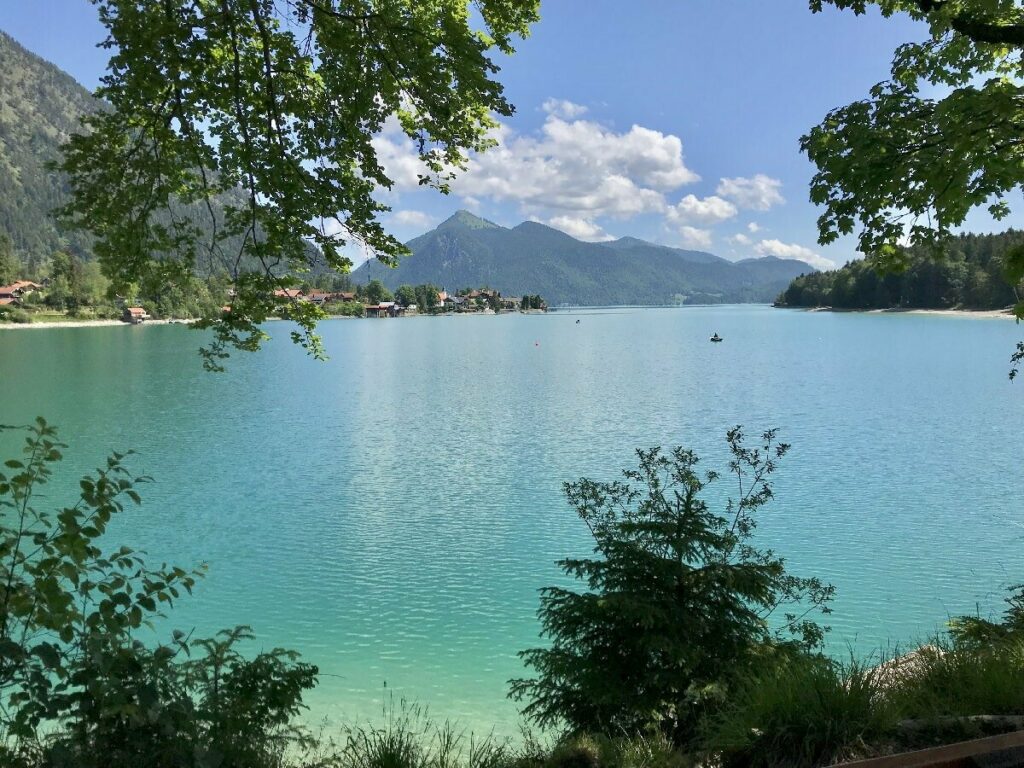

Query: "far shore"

xmin=801 ymin=306 xmax=1016 ymax=320
xmin=2 ymin=305 xmax=1015 ymax=330
xmin=0 ymin=309 xmax=551 ymax=330
xmin=0 ymin=318 xmax=192 ymax=330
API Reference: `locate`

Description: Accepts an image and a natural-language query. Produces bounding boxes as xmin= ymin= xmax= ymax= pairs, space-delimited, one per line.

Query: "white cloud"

xmin=371 ymin=134 xmax=424 ymax=189
xmin=456 ymin=116 xmax=700 ymax=215
xmin=548 ymin=215 xmax=613 ymax=242
xmin=391 ymin=210 xmax=436 ymax=230
xmin=755 ymin=239 xmax=835 ymax=270
xmin=372 ymin=111 xmax=700 ymax=223
xmin=747 ymin=222 xmax=761 ymax=233
xmin=729 ymin=233 xmax=752 ymax=246
xmin=542 ymin=98 xmax=589 ymax=119
xmin=666 ymin=194 xmax=737 ymax=226
xmin=678 ymin=226 xmax=713 ymax=249
xmin=717 ymin=174 xmax=785 ymax=211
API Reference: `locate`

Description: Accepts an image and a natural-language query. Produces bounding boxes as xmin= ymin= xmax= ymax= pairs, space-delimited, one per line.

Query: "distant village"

xmin=271 ymin=284 xmax=547 ymax=318
xmin=1 ymin=277 xmax=546 ymax=325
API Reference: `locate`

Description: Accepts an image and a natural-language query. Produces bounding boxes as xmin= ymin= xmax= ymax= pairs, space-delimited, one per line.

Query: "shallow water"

xmin=1 ymin=306 xmax=1022 ymax=733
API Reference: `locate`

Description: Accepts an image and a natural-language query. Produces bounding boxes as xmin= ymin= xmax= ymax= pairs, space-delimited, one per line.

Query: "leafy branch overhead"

xmin=58 ymin=0 xmax=539 ymax=367
xmin=804 ymin=0 xmax=1024 ymax=267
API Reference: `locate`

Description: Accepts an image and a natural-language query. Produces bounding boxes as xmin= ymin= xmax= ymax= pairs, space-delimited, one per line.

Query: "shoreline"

xmin=3 ymin=305 xmax=1015 ymax=331
xmin=0 ymin=318 xmax=193 ymax=330
xmin=799 ymin=306 xmax=1016 ymax=320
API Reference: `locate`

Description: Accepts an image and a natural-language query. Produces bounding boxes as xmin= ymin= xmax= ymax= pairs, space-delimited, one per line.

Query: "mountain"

xmin=0 ymin=30 xmax=255 ymax=278
xmin=0 ymin=29 xmax=98 ymax=269
xmin=352 ymin=211 xmax=816 ymax=305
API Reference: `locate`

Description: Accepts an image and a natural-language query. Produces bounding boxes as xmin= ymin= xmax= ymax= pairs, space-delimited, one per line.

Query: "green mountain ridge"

xmin=353 ymin=211 xmax=816 ymax=306
xmin=0 ymin=29 xmax=98 ymax=269
xmin=0 ymin=29 xmax=260 ymax=280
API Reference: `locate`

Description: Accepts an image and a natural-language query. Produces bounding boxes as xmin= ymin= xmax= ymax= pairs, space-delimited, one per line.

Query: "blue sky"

xmin=1 ymin=2 xmax=1015 ymax=269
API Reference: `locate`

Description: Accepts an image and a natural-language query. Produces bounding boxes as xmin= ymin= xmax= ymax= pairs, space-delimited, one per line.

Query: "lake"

xmin=1 ymin=305 xmax=1023 ymax=734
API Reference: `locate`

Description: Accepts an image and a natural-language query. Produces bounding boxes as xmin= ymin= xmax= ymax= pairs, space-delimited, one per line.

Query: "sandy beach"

xmin=805 ymin=307 xmax=1017 ymax=319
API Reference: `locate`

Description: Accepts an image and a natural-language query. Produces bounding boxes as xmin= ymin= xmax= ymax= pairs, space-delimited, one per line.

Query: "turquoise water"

xmin=1 ymin=306 xmax=1023 ymax=733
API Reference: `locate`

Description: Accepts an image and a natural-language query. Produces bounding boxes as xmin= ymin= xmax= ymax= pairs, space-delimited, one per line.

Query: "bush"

xmin=0 ymin=307 xmax=32 ymax=323
xmin=0 ymin=419 xmax=318 ymax=767
xmin=511 ymin=428 xmax=834 ymax=743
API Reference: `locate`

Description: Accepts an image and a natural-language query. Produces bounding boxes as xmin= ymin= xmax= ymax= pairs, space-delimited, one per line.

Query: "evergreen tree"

xmin=511 ymin=429 xmax=833 ymax=742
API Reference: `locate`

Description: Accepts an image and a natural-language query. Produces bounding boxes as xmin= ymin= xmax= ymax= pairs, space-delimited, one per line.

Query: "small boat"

xmin=710 ymin=333 xmax=723 ymax=343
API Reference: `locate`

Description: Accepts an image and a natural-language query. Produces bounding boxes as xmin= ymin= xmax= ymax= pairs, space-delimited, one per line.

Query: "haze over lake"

xmin=2 ymin=305 xmax=1022 ymax=733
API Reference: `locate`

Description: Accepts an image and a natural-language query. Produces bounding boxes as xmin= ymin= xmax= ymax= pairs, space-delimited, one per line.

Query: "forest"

xmin=777 ymin=231 xmax=1024 ymax=311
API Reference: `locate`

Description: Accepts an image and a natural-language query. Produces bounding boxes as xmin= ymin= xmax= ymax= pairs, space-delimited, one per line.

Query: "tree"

xmin=364 ymin=279 xmax=393 ymax=305
xmin=414 ymin=283 xmax=440 ymax=311
xmin=395 ymin=284 xmax=417 ymax=307
xmin=0 ymin=233 xmax=18 ymax=285
xmin=58 ymin=0 xmax=539 ymax=369
xmin=804 ymin=0 xmax=1024 ymax=374
xmin=0 ymin=419 xmax=318 ymax=766
xmin=510 ymin=429 xmax=833 ymax=743
xmin=46 ymin=251 xmax=86 ymax=312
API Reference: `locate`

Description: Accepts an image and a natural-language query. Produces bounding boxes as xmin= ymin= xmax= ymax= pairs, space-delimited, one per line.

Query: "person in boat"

xmin=710 ymin=332 xmax=722 ymax=342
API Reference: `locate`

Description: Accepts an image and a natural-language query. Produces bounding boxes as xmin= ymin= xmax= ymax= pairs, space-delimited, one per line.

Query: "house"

xmin=122 ymin=306 xmax=150 ymax=324
xmin=305 ymin=291 xmax=333 ymax=306
xmin=502 ymin=296 xmax=522 ymax=311
xmin=273 ymin=288 xmax=304 ymax=300
xmin=443 ymin=295 xmax=467 ymax=311
xmin=335 ymin=292 xmax=357 ymax=302
xmin=364 ymin=301 xmax=401 ymax=318
xmin=0 ymin=281 xmax=43 ymax=303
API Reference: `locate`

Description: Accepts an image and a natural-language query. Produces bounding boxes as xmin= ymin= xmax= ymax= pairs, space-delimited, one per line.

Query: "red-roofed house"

xmin=122 ymin=306 xmax=150 ymax=324
xmin=0 ymin=281 xmax=43 ymax=303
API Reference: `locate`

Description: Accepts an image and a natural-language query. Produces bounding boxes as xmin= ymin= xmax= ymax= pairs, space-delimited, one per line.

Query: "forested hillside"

xmin=0 ymin=30 xmax=97 ymax=271
xmin=777 ymin=231 xmax=1024 ymax=310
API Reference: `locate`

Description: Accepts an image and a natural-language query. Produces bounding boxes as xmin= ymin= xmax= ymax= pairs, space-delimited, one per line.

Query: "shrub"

xmin=1 ymin=307 xmax=32 ymax=323
xmin=0 ymin=419 xmax=318 ymax=767
xmin=511 ymin=428 xmax=834 ymax=743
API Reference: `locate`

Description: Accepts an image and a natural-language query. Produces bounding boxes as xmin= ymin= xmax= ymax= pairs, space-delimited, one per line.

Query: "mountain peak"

xmin=438 ymin=210 xmax=502 ymax=231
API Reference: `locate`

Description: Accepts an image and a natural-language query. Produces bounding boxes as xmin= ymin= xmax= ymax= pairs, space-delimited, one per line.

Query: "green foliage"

xmin=510 ymin=429 xmax=834 ymax=743
xmin=778 ymin=230 xmax=1024 ymax=311
xmin=704 ymin=654 xmax=894 ymax=768
xmin=339 ymin=699 xmax=520 ymax=768
xmin=805 ymin=0 xmax=1024 ymax=255
xmin=0 ymin=419 xmax=318 ymax=767
xmin=950 ymin=584 xmax=1024 ymax=648
xmin=803 ymin=1 xmax=1024 ymax=371
xmin=414 ymin=284 xmax=441 ymax=312
xmin=888 ymin=641 xmax=1024 ymax=722
xmin=365 ymin=280 xmax=394 ymax=305
xmin=57 ymin=1 xmax=539 ymax=365
xmin=0 ymin=233 xmax=17 ymax=285
xmin=395 ymin=285 xmax=418 ymax=308
xmin=326 ymin=300 xmax=368 ymax=318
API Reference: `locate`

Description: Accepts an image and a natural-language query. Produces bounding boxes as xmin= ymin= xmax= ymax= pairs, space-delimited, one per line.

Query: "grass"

xmin=701 ymin=638 xmax=1024 ymax=768
xmin=702 ymin=653 xmax=895 ymax=768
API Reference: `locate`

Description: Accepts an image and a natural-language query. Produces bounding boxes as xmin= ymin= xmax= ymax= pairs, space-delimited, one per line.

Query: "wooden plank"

xmin=831 ymin=730 xmax=1024 ymax=768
